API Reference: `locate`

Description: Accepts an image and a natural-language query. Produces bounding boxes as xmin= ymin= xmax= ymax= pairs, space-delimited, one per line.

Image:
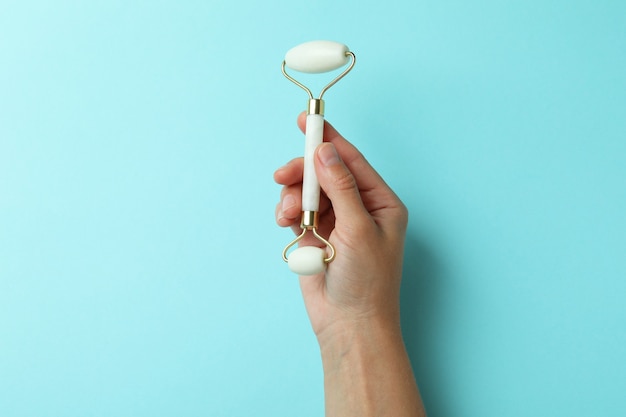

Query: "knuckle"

xmin=331 ymin=170 xmax=357 ymax=192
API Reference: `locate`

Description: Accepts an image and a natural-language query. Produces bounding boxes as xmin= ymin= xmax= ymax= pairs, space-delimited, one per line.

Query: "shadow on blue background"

xmin=401 ymin=233 xmax=449 ymax=416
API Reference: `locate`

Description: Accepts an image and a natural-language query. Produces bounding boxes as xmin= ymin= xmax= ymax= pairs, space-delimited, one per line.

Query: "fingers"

xmin=273 ymin=157 xmax=303 ymax=186
xmin=274 ymin=157 xmax=331 ymax=227
xmin=296 ymin=112 xmax=398 ymax=207
xmin=298 ymin=113 xmax=405 ymax=231
xmin=276 ymin=185 xmax=301 ymax=227
xmin=274 ymin=158 xmax=303 ymax=227
xmin=314 ymin=143 xmax=373 ymax=231
xmin=277 ymin=114 xmax=407 ymax=236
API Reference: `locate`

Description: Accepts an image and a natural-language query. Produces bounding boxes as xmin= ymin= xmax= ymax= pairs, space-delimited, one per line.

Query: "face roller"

xmin=281 ymin=40 xmax=356 ymax=275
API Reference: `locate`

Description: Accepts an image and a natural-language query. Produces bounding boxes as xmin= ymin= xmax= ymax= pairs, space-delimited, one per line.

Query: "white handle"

xmin=302 ymin=114 xmax=324 ymax=211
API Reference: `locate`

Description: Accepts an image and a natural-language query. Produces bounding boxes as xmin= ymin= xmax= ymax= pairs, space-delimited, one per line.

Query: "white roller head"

xmin=285 ymin=40 xmax=350 ymax=74
xmin=287 ymin=246 xmax=326 ymax=275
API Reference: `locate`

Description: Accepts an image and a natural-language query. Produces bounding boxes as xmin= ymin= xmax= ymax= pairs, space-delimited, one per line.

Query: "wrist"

xmin=317 ymin=316 xmax=424 ymax=417
xmin=317 ymin=315 xmax=404 ymax=367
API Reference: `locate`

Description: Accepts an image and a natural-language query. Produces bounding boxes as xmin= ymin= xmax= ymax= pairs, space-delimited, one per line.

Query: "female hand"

xmin=274 ymin=113 xmax=409 ymax=341
xmin=275 ymin=114 xmax=425 ymax=417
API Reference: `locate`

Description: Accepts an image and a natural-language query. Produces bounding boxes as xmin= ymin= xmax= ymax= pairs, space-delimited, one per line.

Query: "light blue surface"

xmin=1 ymin=1 xmax=625 ymax=416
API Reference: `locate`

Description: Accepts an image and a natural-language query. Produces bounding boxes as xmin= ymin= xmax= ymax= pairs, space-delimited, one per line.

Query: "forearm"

xmin=319 ymin=318 xmax=426 ymax=417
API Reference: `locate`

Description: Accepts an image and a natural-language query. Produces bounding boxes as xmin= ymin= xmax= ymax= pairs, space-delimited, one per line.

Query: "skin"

xmin=274 ymin=113 xmax=426 ymax=417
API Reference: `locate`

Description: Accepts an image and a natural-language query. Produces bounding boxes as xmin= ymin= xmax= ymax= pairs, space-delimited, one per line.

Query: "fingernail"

xmin=282 ymin=194 xmax=296 ymax=213
xmin=318 ymin=143 xmax=340 ymax=167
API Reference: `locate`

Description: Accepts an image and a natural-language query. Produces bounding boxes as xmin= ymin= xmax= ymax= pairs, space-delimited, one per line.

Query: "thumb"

xmin=315 ymin=142 xmax=371 ymax=229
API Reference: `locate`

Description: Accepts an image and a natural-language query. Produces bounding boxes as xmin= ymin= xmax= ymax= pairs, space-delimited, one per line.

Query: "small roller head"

xmin=287 ymin=246 xmax=326 ymax=276
xmin=285 ymin=40 xmax=350 ymax=74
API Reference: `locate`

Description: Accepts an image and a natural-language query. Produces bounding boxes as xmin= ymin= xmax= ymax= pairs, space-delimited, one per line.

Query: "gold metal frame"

xmin=281 ymin=51 xmax=356 ymax=114
xmin=282 ymin=211 xmax=336 ymax=264
xmin=280 ymin=50 xmax=355 ymax=268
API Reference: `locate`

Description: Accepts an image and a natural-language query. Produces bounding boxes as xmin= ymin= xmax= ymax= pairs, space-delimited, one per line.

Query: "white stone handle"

xmin=302 ymin=113 xmax=324 ymax=212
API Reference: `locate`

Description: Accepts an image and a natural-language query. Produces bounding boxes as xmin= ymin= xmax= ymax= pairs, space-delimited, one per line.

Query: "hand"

xmin=275 ymin=114 xmax=425 ymax=417
xmin=274 ymin=113 xmax=409 ymax=341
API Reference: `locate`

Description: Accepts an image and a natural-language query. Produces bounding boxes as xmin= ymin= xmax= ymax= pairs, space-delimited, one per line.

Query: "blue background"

xmin=1 ymin=0 xmax=625 ymax=416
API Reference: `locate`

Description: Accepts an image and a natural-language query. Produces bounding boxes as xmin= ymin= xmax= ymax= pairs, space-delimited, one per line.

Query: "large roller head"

xmin=281 ymin=40 xmax=356 ymax=101
xmin=285 ymin=40 xmax=351 ymax=73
